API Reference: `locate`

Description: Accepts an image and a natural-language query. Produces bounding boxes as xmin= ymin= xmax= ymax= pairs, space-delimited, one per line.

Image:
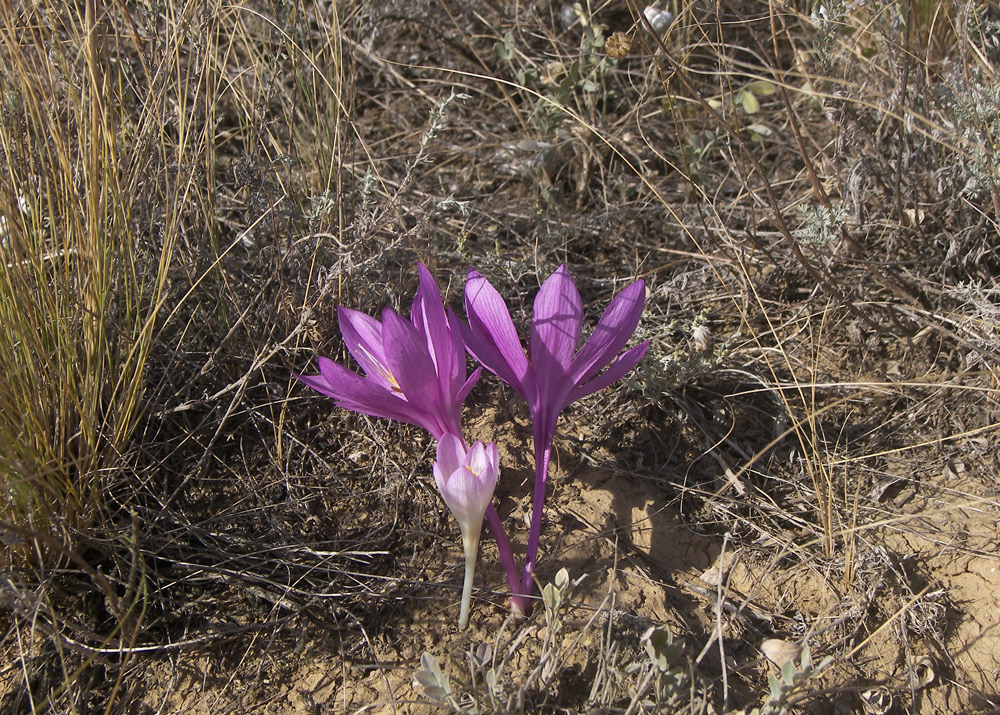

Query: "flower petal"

xmin=413 ymin=264 xmax=461 ymax=389
xmin=568 ymin=279 xmax=646 ymax=386
xmin=294 ymin=357 xmax=430 ymax=427
xmin=434 ymin=432 xmax=468 ymax=478
xmin=567 ymin=341 xmax=649 ymax=406
xmin=381 ymin=309 xmax=438 ymax=393
xmin=381 ymin=308 xmax=459 ymax=438
xmin=463 ymin=270 xmax=532 ymax=397
xmin=445 ymin=307 xmax=471 ymax=394
xmin=439 ymin=467 xmax=491 ymax=532
xmin=529 ymin=265 xmax=583 ymax=413
xmin=338 ymin=307 xmax=395 ymax=391
xmin=530 ymin=266 xmax=583 ymax=371
xmin=456 ymin=366 xmax=482 ymax=405
xmin=463 ymin=440 xmax=488 ymax=474
xmin=435 ymin=439 xmax=499 ymax=533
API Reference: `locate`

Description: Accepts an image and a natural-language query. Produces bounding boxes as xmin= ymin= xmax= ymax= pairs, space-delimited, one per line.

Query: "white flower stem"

xmin=458 ymin=534 xmax=480 ymax=629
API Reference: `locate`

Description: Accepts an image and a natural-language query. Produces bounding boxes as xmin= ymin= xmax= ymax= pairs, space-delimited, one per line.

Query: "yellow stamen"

xmin=357 ymin=342 xmax=402 ymax=392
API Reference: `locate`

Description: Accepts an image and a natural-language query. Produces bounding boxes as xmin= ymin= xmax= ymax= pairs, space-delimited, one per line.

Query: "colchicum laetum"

xmin=295 ymin=263 xmax=647 ymax=626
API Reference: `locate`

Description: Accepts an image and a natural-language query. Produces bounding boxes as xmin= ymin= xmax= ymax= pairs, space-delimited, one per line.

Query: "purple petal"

xmin=566 ymin=341 xmax=649 ymax=407
xmin=463 ymin=440 xmax=488 ymax=473
xmin=434 ymin=432 xmax=467 ymax=477
xmin=484 ymin=441 xmax=499 ymax=471
xmin=294 ymin=358 xmax=430 ymax=427
xmin=381 ymin=308 xmax=459 ymax=437
xmin=413 ymin=264 xmax=460 ymax=388
xmin=529 ymin=266 xmax=583 ymax=413
xmin=338 ymin=307 xmax=395 ymax=391
xmin=445 ymin=307 xmax=470 ymax=393
xmin=569 ymin=280 xmax=645 ymax=386
xmin=435 ymin=440 xmax=498 ymax=531
xmin=381 ymin=308 xmax=439 ymax=403
xmin=530 ymin=266 xmax=583 ymax=372
xmin=438 ymin=467 xmax=490 ymax=531
xmin=456 ymin=366 xmax=482 ymax=404
xmin=463 ymin=270 xmax=532 ymax=397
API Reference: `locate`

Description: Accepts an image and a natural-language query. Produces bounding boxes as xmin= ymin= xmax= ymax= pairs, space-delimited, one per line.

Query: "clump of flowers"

xmin=295 ymin=263 xmax=647 ymax=627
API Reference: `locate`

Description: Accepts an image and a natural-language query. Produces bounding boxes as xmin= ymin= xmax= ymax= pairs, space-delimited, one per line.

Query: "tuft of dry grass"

xmin=0 ymin=1 xmax=172 ymax=550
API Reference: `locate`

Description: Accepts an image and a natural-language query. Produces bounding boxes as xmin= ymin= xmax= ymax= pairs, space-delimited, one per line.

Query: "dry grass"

xmin=0 ymin=0 xmax=998 ymax=713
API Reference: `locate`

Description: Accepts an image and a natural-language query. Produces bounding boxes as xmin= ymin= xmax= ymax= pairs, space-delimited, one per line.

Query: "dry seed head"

xmin=605 ymin=31 xmax=631 ymax=59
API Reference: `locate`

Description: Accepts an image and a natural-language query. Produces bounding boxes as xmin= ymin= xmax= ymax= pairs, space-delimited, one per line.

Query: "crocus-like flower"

xmin=463 ymin=266 xmax=648 ymax=597
xmin=294 ymin=263 xmax=481 ymax=441
xmin=433 ymin=433 xmax=500 ymax=628
xmin=295 ymin=264 xmax=525 ymax=620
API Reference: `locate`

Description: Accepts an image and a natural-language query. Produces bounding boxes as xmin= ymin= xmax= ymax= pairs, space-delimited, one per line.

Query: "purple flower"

xmin=294 ymin=263 xmax=481 ymax=440
xmin=296 ymin=265 xmax=528 ymax=618
xmin=434 ymin=435 xmax=500 ymax=541
xmin=463 ymin=265 xmax=648 ymax=594
xmin=433 ymin=433 xmax=500 ymax=628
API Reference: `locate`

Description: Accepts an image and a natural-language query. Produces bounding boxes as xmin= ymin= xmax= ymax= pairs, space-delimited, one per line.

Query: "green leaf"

xmin=554 ymin=567 xmax=570 ymax=591
xmin=781 ymin=658 xmax=798 ymax=684
xmin=473 ymin=642 xmax=491 ymax=665
xmin=767 ymin=672 xmax=783 ymax=699
xmin=745 ymin=80 xmax=778 ymax=96
xmin=414 ymin=671 xmax=438 ymax=689
xmin=641 ymin=625 xmax=680 ymax=671
xmin=742 ymin=90 xmax=760 ymax=114
xmin=493 ymin=33 xmax=514 ymax=61
xmin=746 ymin=123 xmax=772 ymax=136
xmin=423 ymin=685 xmax=450 ymax=701
xmin=542 ymin=582 xmax=560 ymax=610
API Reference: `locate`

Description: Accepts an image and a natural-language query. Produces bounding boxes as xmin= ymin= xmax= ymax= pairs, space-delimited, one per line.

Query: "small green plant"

xmin=937 ymin=78 xmax=1000 ymax=202
xmin=494 ymin=16 xmax=612 ymax=137
xmin=413 ymin=652 xmax=482 ymax=714
xmin=748 ymin=644 xmax=834 ymax=715
xmin=624 ymin=625 xmax=690 ymax=710
xmin=794 ymin=202 xmax=848 ymax=245
xmin=540 ymin=566 xmax=585 ymax=634
xmin=707 ymin=80 xmax=778 ymax=118
xmin=492 ymin=7 xmax=621 ymax=204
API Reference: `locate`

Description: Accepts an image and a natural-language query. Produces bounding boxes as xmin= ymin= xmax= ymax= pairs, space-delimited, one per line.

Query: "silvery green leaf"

xmin=474 ymin=642 xmax=491 ymax=665
xmin=423 ymin=685 xmax=450 ymax=701
xmin=745 ymin=80 xmax=777 ymax=96
xmin=781 ymin=658 xmax=798 ymax=684
xmin=554 ymin=567 xmax=570 ymax=590
xmin=768 ymin=672 xmax=782 ymax=699
xmin=543 ymin=582 xmax=561 ymax=610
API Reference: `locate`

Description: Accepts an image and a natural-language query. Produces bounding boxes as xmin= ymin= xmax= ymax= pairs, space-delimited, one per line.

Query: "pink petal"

xmin=439 ymin=467 xmax=489 ymax=529
xmin=464 ymin=270 xmax=532 ymax=396
xmin=295 ymin=358 xmax=430 ymax=427
xmin=569 ymin=280 xmax=645 ymax=386
xmin=529 ymin=265 xmax=583 ymax=412
xmin=445 ymin=307 xmax=471 ymax=393
xmin=434 ymin=432 xmax=467 ymax=477
xmin=413 ymin=264 xmax=460 ymax=388
xmin=338 ymin=307 xmax=394 ymax=391
xmin=456 ymin=367 xmax=482 ymax=404
xmin=381 ymin=308 xmax=441 ymax=409
xmin=567 ymin=341 xmax=649 ymax=406
xmin=530 ymin=266 xmax=583 ymax=372
xmin=463 ymin=440 xmax=489 ymax=474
